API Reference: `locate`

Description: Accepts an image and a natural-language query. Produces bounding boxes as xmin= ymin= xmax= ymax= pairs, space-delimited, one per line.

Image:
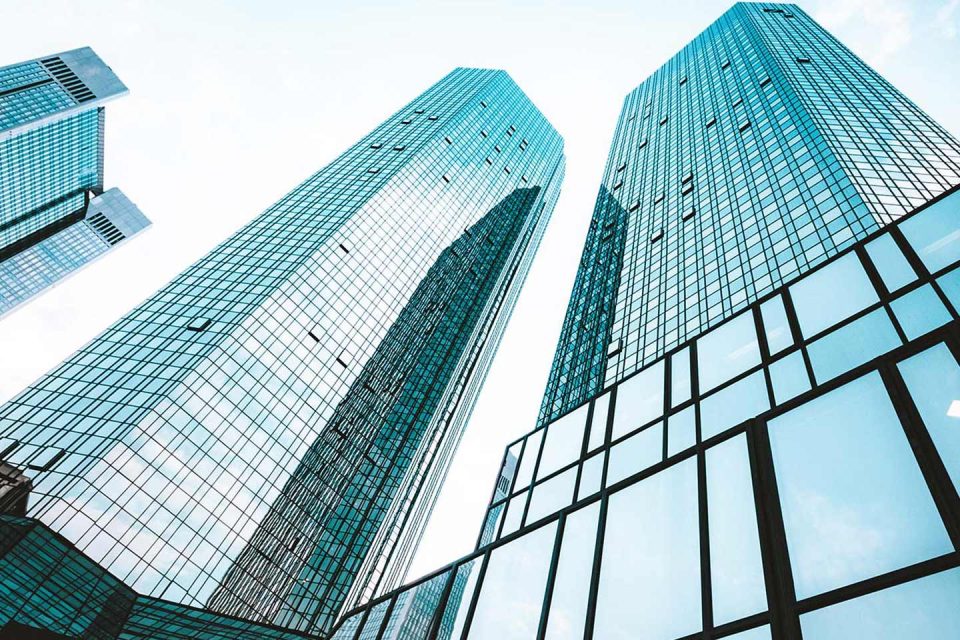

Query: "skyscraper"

xmin=0 ymin=48 xmax=150 ymax=318
xmin=332 ymin=3 xmax=960 ymax=639
xmin=0 ymin=67 xmax=563 ymax=639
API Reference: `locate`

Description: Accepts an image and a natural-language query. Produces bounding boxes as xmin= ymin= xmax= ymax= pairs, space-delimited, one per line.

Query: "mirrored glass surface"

xmin=698 ymin=311 xmax=761 ymax=392
xmin=577 ymin=452 xmax=604 ymax=501
xmin=544 ymin=503 xmax=600 ymax=640
xmin=701 ymin=371 xmax=769 ymax=440
xmin=723 ymin=625 xmax=772 ymax=640
xmin=807 ymin=309 xmax=901 ymax=383
xmin=538 ymin=405 xmax=588 ymax=480
xmin=437 ymin=558 xmax=482 ymax=640
xmin=790 ymin=253 xmax=879 ymax=338
xmin=499 ymin=491 xmax=527 ymax=538
xmin=513 ymin=430 xmax=543 ymax=492
xmin=527 ymin=467 xmax=577 ymax=524
xmin=611 ymin=360 xmax=665 ymax=438
xmin=760 ymin=295 xmax=793 ymax=355
xmin=667 ymin=405 xmax=696 ymax=456
xmin=769 ymin=351 xmax=811 ymax=405
xmin=607 ymin=422 xmax=663 ymax=485
xmin=865 ymin=233 xmax=916 ymax=292
xmin=768 ymin=373 xmax=952 ymax=598
xmin=890 ymin=284 xmax=952 ymax=340
xmin=594 ymin=458 xmax=701 ymax=640
xmin=899 ymin=192 xmax=960 ymax=273
xmin=671 ymin=346 xmax=692 ymax=407
xmin=588 ymin=393 xmax=610 ymax=451
xmin=936 ymin=266 xmax=960 ymax=311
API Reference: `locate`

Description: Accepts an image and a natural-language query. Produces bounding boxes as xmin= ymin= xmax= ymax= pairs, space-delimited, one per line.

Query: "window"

xmin=444 ymin=136 xmax=452 ymax=144
xmin=578 ymin=452 xmax=604 ymax=500
xmin=807 ymin=309 xmax=900 ymax=383
xmin=595 ymin=459 xmax=701 ymax=640
xmin=392 ymin=145 xmax=405 ymax=151
xmin=769 ymin=351 xmax=810 ymax=404
xmin=612 ymin=360 xmax=665 ymax=437
xmin=617 ymin=162 xmax=626 ymax=172
xmin=682 ymin=208 xmax=696 ymax=221
xmin=186 ymin=318 xmax=210 ymax=332
xmin=759 ymin=77 xmax=771 ymax=87
xmin=538 ymin=405 xmax=588 ymax=479
xmin=760 ymin=294 xmax=793 ymax=355
xmin=638 ymin=138 xmax=648 ymax=149
xmin=588 ymin=393 xmax=610 ymax=451
xmin=899 ymin=343 xmax=960 ymax=493
xmin=651 ymin=230 xmax=663 ymax=243
xmin=500 ymin=491 xmax=527 ymax=537
xmin=899 ymin=192 xmax=960 ymax=272
xmin=700 ymin=371 xmax=769 ymax=440
xmin=659 ymin=116 xmax=668 ymax=125
xmin=654 ymin=193 xmax=665 ymax=204
xmin=439 ymin=558 xmax=482 ymax=638
xmin=401 ymin=118 xmax=412 ymax=124
xmin=613 ymin=181 xmax=623 ymax=191
xmin=706 ymin=116 xmax=717 ymax=128
xmin=670 ymin=346 xmax=691 ymax=407
xmin=865 ymin=234 xmax=916 ymax=292
xmin=607 ymin=422 xmax=663 ymax=485
xmin=768 ymin=373 xmax=951 ymax=598
xmin=739 ymin=120 xmax=752 ymax=132
xmin=667 ymin=406 xmax=695 ymax=456
xmin=796 ymin=56 xmax=811 ymax=63
xmin=527 ymin=467 xmax=576 ymax=523
xmin=697 ymin=311 xmax=761 ymax=392
xmin=370 ymin=143 xmax=382 ymax=149
xmin=707 ymin=434 xmax=767 ymax=624
xmin=629 ymin=201 xmax=641 ymax=212
xmin=544 ymin=503 xmax=600 ymax=639
xmin=357 ymin=599 xmax=390 ymax=638
xmin=513 ymin=430 xmax=543 ymax=491
xmin=467 ymin=522 xmax=557 ymax=640
xmin=799 ymin=567 xmax=960 ymax=639
xmin=890 ymin=284 xmax=951 ymax=340
xmin=367 ymin=168 xmax=379 ymax=174
xmin=790 ymin=252 xmax=879 ymax=338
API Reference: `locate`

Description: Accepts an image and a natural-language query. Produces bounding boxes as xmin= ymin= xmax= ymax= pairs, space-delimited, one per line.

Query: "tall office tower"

xmin=0 ymin=48 xmax=150 ymax=318
xmin=333 ymin=4 xmax=960 ymax=640
xmin=0 ymin=67 xmax=563 ymax=639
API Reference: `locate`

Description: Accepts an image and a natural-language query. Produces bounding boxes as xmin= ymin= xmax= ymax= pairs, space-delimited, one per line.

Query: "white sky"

xmin=1 ymin=0 xmax=958 ymax=587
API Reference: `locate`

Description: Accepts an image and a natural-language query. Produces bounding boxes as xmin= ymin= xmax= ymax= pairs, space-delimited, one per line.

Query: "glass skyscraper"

xmin=332 ymin=3 xmax=960 ymax=639
xmin=0 ymin=48 xmax=150 ymax=318
xmin=0 ymin=67 xmax=563 ymax=639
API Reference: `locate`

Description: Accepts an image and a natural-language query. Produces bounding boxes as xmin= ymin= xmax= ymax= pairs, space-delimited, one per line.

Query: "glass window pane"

xmin=538 ymin=405 xmax=588 ymax=479
xmin=790 ymin=253 xmax=879 ymax=338
xmin=698 ymin=311 xmax=761 ymax=392
xmin=865 ymin=233 xmax=916 ymax=292
xmin=500 ymin=491 xmax=527 ymax=538
xmin=527 ymin=467 xmax=577 ymax=524
xmin=595 ymin=458 xmax=701 ymax=640
xmin=769 ymin=351 xmax=811 ymax=405
xmin=707 ymin=434 xmax=767 ymax=624
xmin=807 ymin=309 xmax=901 ymax=384
xmin=607 ymin=422 xmax=663 ymax=486
xmin=799 ymin=567 xmax=960 ymax=639
xmin=900 ymin=192 xmax=960 ymax=273
xmin=437 ymin=558 xmax=482 ymax=640
xmin=768 ymin=373 xmax=952 ymax=598
xmin=544 ymin=503 xmax=600 ymax=640
xmin=358 ymin=598 xmax=391 ymax=639
xmin=480 ymin=503 xmax=505 ymax=547
xmin=612 ymin=360 xmax=665 ymax=438
xmin=466 ymin=522 xmax=558 ymax=640
xmin=513 ymin=430 xmax=543 ymax=492
xmin=671 ymin=346 xmax=692 ymax=407
xmin=667 ymin=405 xmax=696 ymax=456
xmin=898 ymin=343 xmax=960 ymax=493
xmin=890 ymin=284 xmax=952 ymax=340
xmin=384 ymin=569 xmax=450 ymax=640
xmin=724 ymin=626 xmax=772 ymax=640
xmin=760 ymin=295 xmax=793 ymax=355
xmin=588 ymin=393 xmax=610 ymax=451
xmin=701 ymin=371 xmax=769 ymax=440
xmin=937 ymin=265 xmax=960 ymax=311
xmin=331 ymin=611 xmax=363 ymax=640
xmin=577 ymin=452 xmax=604 ymax=501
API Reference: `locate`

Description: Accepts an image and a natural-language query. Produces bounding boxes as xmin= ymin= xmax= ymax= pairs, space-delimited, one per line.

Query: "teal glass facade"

xmin=0 ymin=48 xmax=150 ymax=317
xmin=0 ymin=67 xmax=563 ymax=638
xmin=333 ymin=4 xmax=960 ymax=640
xmin=539 ymin=2 xmax=960 ymax=424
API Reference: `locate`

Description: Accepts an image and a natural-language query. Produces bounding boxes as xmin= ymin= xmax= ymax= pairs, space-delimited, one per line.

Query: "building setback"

xmin=332 ymin=3 xmax=960 ymax=639
xmin=0 ymin=48 xmax=149 ymax=318
xmin=0 ymin=68 xmax=564 ymax=638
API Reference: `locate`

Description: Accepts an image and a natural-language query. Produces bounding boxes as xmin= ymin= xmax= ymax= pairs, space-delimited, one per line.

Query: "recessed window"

xmin=733 ymin=97 xmax=743 ymax=108
xmin=444 ymin=136 xmax=452 ymax=144
xmin=521 ymin=175 xmax=528 ymax=183
xmin=796 ymin=57 xmax=811 ymax=64
xmin=650 ymin=230 xmax=663 ymax=243
xmin=722 ymin=60 xmax=731 ymax=69
xmin=485 ymin=158 xmax=492 ymax=166
xmin=503 ymin=167 xmax=511 ymax=174
xmin=307 ymin=331 xmax=320 ymax=343
xmin=681 ymin=172 xmax=693 ymax=184
xmin=401 ymin=118 xmax=412 ymax=124
xmin=370 ymin=143 xmax=382 ymax=149
xmin=339 ymin=243 xmax=350 ymax=254
xmin=638 ymin=138 xmax=649 ymax=149
xmin=427 ymin=115 xmax=438 ymax=121
xmin=442 ymin=174 xmax=450 ymax=183
xmin=682 ymin=208 xmax=696 ymax=221
xmin=739 ymin=120 xmax=752 ymax=132
xmin=654 ymin=193 xmax=665 ymax=204
xmin=613 ymin=181 xmax=623 ymax=191
xmin=629 ymin=201 xmax=641 ymax=212
xmin=617 ymin=162 xmax=627 ymax=172
xmin=335 ymin=356 xmax=348 ymax=368
xmin=480 ymin=100 xmax=487 ymax=108
xmin=607 ymin=338 xmax=622 ymax=356
xmin=759 ymin=77 xmax=771 ymax=88
xmin=367 ymin=168 xmax=379 ymax=174
xmin=392 ymin=146 xmax=405 ymax=151
xmin=414 ymin=109 xmax=424 ymax=114
xmin=659 ymin=116 xmax=668 ymax=126
xmin=627 ymin=113 xmax=637 ymax=122
xmin=480 ymin=130 xmax=488 ymax=138
xmin=187 ymin=318 xmax=210 ymax=332
xmin=494 ymin=145 xmax=501 ymax=153
xmin=682 ymin=184 xmax=693 ymax=195
xmin=679 ymin=76 xmax=688 ymax=85
xmin=706 ymin=117 xmax=717 ymax=128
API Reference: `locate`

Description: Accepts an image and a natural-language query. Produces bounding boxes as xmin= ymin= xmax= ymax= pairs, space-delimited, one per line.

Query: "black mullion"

xmin=779 ymin=290 xmax=814 ymax=390
xmin=458 ymin=550 xmax=492 ymax=640
xmin=582 ymin=496 xmax=608 ymax=640
xmin=522 ymin=423 xmax=552 ymax=528
xmin=752 ymin=304 xmax=776 ymax=407
xmin=374 ymin=595 xmax=397 ymax=640
xmin=887 ymin=225 xmax=931 ymax=280
xmin=535 ymin=513 xmax=567 ymax=640
xmin=747 ymin=419 xmax=802 ymax=640
xmin=698 ymin=447 xmax=714 ymax=636
xmin=856 ymin=244 xmax=909 ymax=343
xmin=879 ymin=361 xmax=960 ymax=546
xmin=572 ymin=402 xmax=596 ymax=506
xmin=663 ymin=353 xmax=672 ymax=460
xmin=425 ymin=565 xmax=458 ymax=640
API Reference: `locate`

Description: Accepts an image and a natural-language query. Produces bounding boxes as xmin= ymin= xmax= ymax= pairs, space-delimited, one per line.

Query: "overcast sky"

xmin=1 ymin=0 xmax=959 ymax=584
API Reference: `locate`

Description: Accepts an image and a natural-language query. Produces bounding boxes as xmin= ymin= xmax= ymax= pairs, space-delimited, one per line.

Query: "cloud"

xmin=813 ymin=0 xmax=913 ymax=65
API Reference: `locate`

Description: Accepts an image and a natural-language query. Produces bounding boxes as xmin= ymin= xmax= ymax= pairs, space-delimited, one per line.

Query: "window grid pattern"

xmin=0 ymin=67 xmax=564 ymax=638
xmin=332 ymin=183 xmax=960 ymax=640
xmin=538 ymin=1 xmax=960 ymax=426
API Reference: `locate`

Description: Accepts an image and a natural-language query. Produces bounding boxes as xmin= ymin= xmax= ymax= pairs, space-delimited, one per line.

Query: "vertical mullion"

xmin=535 ymin=513 xmax=567 ymax=640
xmin=698 ymin=448 xmax=714 ymax=636
xmin=582 ymin=497 xmax=608 ymax=640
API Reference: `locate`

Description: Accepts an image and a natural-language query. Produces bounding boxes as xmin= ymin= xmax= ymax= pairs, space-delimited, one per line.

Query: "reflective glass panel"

xmin=612 ymin=360 xmax=665 ymax=438
xmin=437 ymin=558 xmax=481 ymax=640
xmin=331 ymin=611 xmax=363 ymax=640
xmin=769 ymin=351 xmax=811 ymax=405
xmin=667 ymin=405 xmax=696 ymax=456
xmin=701 ymin=371 xmax=769 ymax=440
xmin=890 ymin=284 xmax=952 ymax=340
xmin=807 ymin=309 xmax=901 ymax=383
xmin=698 ymin=311 xmax=761 ymax=392
xmin=900 ymin=192 xmax=960 ymax=273
xmin=544 ymin=503 xmax=600 ymax=640
xmin=707 ymin=434 xmax=767 ymax=624
xmin=671 ymin=346 xmax=692 ymax=407
xmin=383 ymin=569 xmax=450 ymax=640
xmin=513 ymin=430 xmax=543 ymax=492
xmin=768 ymin=373 xmax=952 ymax=598
xmin=898 ymin=343 xmax=960 ymax=493
xmin=799 ymin=567 xmax=960 ymax=639
xmin=527 ymin=467 xmax=577 ymax=524
xmin=577 ymin=452 xmax=604 ymax=501
xmin=538 ymin=405 xmax=588 ymax=479
xmin=760 ymin=295 xmax=793 ymax=355
xmin=594 ymin=458 xmax=701 ymax=640
xmin=790 ymin=253 xmax=879 ymax=338
xmin=466 ymin=522 xmax=558 ymax=640
xmin=865 ymin=233 xmax=916 ymax=292
xmin=607 ymin=422 xmax=663 ymax=486
xmin=357 ymin=598 xmax=390 ymax=639
xmin=936 ymin=266 xmax=960 ymax=311
xmin=500 ymin=491 xmax=527 ymax=538
xmin=724 ymin=626 xmax=772 ymax=640
xmin=588 ymin=393 xmax=610 ymax=451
